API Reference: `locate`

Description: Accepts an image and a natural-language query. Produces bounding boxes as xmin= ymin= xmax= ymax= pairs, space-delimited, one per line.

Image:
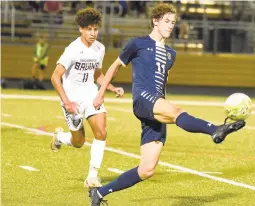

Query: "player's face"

xmin=157 ymin=13 xmax=176 ymax=38
xmin=80 ymin=25 xmax=99 ymax=45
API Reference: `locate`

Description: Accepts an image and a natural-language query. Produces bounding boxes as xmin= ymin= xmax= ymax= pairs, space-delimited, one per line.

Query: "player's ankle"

xmin=88 ymin=167 xmax=99 ymax=178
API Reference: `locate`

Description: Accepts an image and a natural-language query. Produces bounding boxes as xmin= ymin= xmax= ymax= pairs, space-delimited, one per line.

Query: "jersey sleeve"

xmin=119 ymin=38 xmax=137 ymax=66
xmin=56 ymin=46 xmax=74 ymax=70
xmin=97 ymin=45 xmax=105 ymax=69
xmin=168 ymin=51 xmax=176 ymax=70
xmin=171 ymin=53 xmax=176 ymax=68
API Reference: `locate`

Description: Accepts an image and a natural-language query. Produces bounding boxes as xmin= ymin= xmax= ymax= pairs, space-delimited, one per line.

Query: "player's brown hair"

xmin=75 ymin=7 xmax=102 ymax=28
xmin=150 ymin=3 xmax=176 ymax=28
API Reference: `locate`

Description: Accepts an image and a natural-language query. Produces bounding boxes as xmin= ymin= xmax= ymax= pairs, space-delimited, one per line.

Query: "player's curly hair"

xmin=150 ymin=3 xmax=177 ymax=28
xmin=75 ymin=7 xmax=102 ymax=28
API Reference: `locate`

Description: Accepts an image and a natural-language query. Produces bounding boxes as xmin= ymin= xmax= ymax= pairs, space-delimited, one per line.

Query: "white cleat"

xmin=51 ymin=127 xmax=63 ymax=152
xmin=84 ymin=177 xmax=102 ymax=188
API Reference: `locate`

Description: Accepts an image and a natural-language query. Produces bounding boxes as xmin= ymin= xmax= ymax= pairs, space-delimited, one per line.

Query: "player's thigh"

xmin=138 ymin=141 xmax=163 ymax=178
xmin=153 ymin=98 xmax=184 ymax=124
xmin=87 ymin=112 xmax=107 ymax=140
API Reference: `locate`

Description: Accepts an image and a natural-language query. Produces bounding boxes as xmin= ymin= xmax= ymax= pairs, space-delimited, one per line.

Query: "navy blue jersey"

xmin=119 ymin=35 xmax=176 ymax=100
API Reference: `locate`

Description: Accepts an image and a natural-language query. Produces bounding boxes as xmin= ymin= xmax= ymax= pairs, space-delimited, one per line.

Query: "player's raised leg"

xmin=153 ymin=98 xmax=245 ymax=143
xmin=51 ymin=111 xmax=85 ymax=152
xmin=51 ymin=127 xmax=85 ymax=152
xmin=85 ymin=112 xmax=107 ymax=188
xmin=90 ymin=141 xmax=162 ymax=205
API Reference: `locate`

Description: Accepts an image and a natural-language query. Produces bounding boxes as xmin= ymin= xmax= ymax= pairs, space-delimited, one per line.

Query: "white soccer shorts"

xmin=61 ymin=102 xmax=107 ymax=131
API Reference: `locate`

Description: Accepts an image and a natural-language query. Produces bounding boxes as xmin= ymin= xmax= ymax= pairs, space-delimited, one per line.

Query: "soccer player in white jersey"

xmin=51 ymin=8 xmax=124 ymax=189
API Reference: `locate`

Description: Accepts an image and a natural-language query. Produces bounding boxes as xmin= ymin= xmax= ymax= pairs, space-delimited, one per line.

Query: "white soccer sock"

xmin=56 ymin=132 xmax=73 ymax=146
xmin=88 ymin=139 xmax=106 ymax=178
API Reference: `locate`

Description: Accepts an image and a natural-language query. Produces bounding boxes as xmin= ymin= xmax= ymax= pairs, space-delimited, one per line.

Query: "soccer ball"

xmin=224 ymin=93 xmax=252 ymax=121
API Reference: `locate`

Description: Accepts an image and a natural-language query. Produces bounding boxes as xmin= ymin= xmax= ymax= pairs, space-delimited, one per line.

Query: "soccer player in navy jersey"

xmin=89 ymin=3 xmax=245 ymax=205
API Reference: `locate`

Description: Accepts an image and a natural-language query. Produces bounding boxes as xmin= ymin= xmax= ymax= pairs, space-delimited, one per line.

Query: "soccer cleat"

xmin=84 ymin=177 xmax=102 ymax=188
xmin=212 ymin=120 xmax=245 ymax=144
xmin=89 ymin=187 xmax=108 ymax=206
xmin=51 ymin=127 xmax=63 ymax=152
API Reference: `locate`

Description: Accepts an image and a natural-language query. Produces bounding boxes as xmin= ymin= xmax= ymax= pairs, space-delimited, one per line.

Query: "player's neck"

xmin=149 ymin=30 xmax=165 ymax=45
xmin=80 ymin=36 xmax=93 ymax=48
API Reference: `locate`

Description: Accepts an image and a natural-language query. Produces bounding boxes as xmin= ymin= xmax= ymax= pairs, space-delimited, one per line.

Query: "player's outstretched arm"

xmin=51 ymin=64 xmax=78 ymax=114
xmin=94 ymin=69 xmax=124 ymax=97
xmin=93 ymin=57 xmax=122 ymax=109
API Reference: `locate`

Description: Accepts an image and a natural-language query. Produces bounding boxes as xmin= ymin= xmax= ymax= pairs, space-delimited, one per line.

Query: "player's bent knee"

xmin=94 ymin=129 xmax=107 ymax=140
xmin=72 ymin=143 xmax=84 ymax=148
xmin=71 ymin=138 xmax=85 ymax=148
xmin=168 ymin=107 xmax=184 ymax=123
xmin=73 ymin=144 xmax=83 ymax=148
xmin=138 ymin=167 xmax=155 ymax=180
xmin=154 ymin=99 xmax=185 ymax=123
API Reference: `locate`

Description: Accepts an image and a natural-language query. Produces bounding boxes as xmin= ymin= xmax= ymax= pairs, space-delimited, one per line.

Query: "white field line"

xmin=25 ymin=131 xmax=47 ymax=136
xmin=1 ymin=94 xmax=255 ymax=108
xmin=1 ymin=122 xmax=255 ymax=191
xmin=19 ymin=166 xmax=39 ymax=171
xmin=167 ymin=169 xmax=223 ymax=174
xmin=106 ymin=108 xmax=255 ymax=130
xmin=56 ymin=115 xmax=116 ymax=121
xmin=107 ymin=106 xmax=132 ymax=113
xmin=107 ymin=107 xmax=255 ymax=130
xmin=107 ymin=168 xmax=125 ymax=174
xmin=210 ymin=120 xmax=255 ymax=131
xmin=1 ymin=113 xmax=12 ymax=117
xmin=2 ymin=94 xmax=254 ymax=129
xmin=107 ymin=117 xmax=117 ymax=121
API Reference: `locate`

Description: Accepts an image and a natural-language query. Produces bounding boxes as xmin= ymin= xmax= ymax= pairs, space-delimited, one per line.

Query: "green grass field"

xmin=1 ymin=89 xmax=255 ymax=206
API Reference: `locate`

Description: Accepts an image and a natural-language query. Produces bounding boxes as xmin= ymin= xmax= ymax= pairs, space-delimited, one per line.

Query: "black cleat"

xmin=89 ymin=187 xmax=108 ymax=206
xmin=212 ymin=120 xmax=246 ymax=144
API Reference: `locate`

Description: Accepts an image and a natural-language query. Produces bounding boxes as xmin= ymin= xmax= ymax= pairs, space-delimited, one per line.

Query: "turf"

xmin=1 ymin=89 xmax=255 ymax=206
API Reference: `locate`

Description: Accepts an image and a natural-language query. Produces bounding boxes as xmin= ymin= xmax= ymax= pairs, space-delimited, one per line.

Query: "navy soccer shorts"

xmin=133 ymin=91 xmax=166 ymax=146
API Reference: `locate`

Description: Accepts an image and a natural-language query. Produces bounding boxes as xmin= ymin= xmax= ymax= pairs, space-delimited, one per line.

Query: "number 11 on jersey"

xmin=83 ymin=73 xmax=88 ymax=82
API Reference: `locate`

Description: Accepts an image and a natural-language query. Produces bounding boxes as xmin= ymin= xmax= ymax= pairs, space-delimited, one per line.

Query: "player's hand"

xmin=64 ymin=101 xmax=78 ymax=114
xmin=113 ymin=87 xmax=124 ymax=98
xmin=93 ymin=95 xmax=104 ymax=110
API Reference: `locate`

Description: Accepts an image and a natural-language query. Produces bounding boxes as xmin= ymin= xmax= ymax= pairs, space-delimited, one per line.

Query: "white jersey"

xmin=57 ymin=37 xmax=105 ymax=102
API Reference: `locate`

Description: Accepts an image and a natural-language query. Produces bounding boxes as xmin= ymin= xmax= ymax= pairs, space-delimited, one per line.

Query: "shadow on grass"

xmin=68 ymin=171 xmax=192 ymax=185
xmin=67 ymin=174 xmax=120 ymax=184
xmin=101 ymin=172 xmax=168 ymax=184
xmin=132 ymin=192 xmax=237 ymax=206
xmin=101 ymin=175 xmax=121 ymax=184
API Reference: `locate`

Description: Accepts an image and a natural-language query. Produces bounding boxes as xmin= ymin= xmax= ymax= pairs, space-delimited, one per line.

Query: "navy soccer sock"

xmin=176 ymin=112 xmax=218 ymax=135
xmin=98 ymin=167 xmax=142 ymax=197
